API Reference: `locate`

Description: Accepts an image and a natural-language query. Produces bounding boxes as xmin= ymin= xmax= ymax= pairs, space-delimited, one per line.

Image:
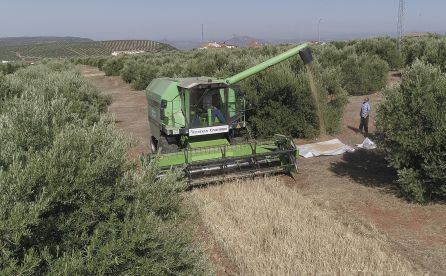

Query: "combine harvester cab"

xmin=146 ymin=43 xmax=313 ymax=186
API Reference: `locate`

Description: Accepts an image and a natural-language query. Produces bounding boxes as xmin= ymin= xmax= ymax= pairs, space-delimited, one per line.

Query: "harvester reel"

xmin=154 ymin=135 xmax=299 ymax=186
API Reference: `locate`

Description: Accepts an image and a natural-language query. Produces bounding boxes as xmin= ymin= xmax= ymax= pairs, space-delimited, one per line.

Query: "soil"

xmin=81 ymin=67 xmax=446 ymax=275
xmin=80 ymin=66 xmax=150 ymax=158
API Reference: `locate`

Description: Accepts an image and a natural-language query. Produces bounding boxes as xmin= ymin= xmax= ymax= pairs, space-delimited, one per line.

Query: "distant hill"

xmin=0 ymin=38 xmax=177 ymax=61
xmin=161 ymin=40 xmax=203 ymax=50
xmin=223 ymin=36 xmax=269 ymax=47
xmin=101 ymin=40 xmax=176 ymax=52
xmin=0 ymin=36 xmax=93 ymax=47
xmin=163 ymin=36 xmax=270 ymax=50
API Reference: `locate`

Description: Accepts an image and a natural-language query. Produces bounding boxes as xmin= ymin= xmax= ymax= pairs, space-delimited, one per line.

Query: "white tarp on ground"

xmin=297 ymin=139 xmax=355 ymax=158
xmin=356 ymin=138 xmax=377 ymax=150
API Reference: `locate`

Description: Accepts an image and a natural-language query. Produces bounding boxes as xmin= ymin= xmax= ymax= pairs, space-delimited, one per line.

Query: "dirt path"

xmin=80 ymin=65 xmax=150 ymax=158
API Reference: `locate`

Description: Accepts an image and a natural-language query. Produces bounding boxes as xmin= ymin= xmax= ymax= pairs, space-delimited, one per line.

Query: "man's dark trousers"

xmin=359 ymin=116 xmax=369 ymax=135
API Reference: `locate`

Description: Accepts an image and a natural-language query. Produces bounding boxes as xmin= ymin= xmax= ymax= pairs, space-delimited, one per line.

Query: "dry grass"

xmin=191 ymin=178 xmax=420 ymax=275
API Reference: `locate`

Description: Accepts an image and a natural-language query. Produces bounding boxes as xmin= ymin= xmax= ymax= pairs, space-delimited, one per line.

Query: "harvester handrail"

xmin=224 ymin=43 xmax=309 ymax=85
xmin=160 ymin=140 xmax=273 ymax=154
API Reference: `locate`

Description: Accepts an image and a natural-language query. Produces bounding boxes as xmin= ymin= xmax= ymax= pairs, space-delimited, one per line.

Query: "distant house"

xmin=1 ymin=60 xmax=10 ymax=64
xmin=199 ymin=42 xmax=237 ymax=49
xmin=111 ymin=50 xmax=146 ymax=56
xmin=199 ymin=42 xmax=221 ymax=49
xmin=221 ymin=42 xmax=237 ymax=49
xmin=308 ymin=41 xmax=322 ymax=46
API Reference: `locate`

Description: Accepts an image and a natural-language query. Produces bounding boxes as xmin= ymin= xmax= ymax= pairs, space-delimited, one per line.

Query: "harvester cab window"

xmin=190 ymin=88 xmax=227 ymax=128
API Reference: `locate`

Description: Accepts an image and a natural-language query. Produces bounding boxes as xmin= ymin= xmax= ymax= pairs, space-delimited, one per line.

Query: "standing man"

xmin=359 ymin=97 xmax=371 ymax=136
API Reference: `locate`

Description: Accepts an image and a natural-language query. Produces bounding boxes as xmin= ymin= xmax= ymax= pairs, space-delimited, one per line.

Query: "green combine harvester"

xmin=146 ymin=43 xmax=313 ymax=185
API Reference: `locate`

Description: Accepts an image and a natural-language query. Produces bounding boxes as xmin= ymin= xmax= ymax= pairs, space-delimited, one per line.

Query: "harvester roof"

xmin=149 ymin=77 xmax=228 ymax=90
xmin=176 ymin=77 xmax=228 ymax=89
xmin=146 ymin=77 xmax=229 ymax=100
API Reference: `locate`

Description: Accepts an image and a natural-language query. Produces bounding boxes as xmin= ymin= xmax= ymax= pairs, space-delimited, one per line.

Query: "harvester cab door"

xmin=179 ymin=88 xmax=187 ymax=126
xmin=226 ymin=85 xmax=245 ymax=128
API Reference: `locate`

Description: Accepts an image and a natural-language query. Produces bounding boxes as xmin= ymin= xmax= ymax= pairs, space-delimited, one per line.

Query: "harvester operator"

xmin=203 ymin=92 xmax=226 ymax=125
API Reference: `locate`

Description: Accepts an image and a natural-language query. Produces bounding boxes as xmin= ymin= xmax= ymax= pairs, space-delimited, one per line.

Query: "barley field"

xmin=192 ymin=178 xmax=419 ymax=275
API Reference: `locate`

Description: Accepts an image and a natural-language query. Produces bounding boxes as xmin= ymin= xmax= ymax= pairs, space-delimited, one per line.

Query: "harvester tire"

xmin=151 ymin=135 xmax=178 ymax=154
xmin=150 ymin=136 xmax=158 ymax=153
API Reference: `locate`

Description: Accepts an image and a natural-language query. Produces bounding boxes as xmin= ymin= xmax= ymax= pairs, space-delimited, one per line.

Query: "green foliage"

xmin=353 ymin=37 xmax=403 ymax=69
xmin=401 ymin=37 xmax=428 ymax=66
xmin=0 ymin=63 xmax=209 ymax=274
xmin=421 ymin=38 xmax=446 ymax=72
xmin=0 ymin=62 xmax=28 ymax=75
xmin=340 ymin=54 xmax=389 ymax=95
xmin=376 ymin=60 xmax=446 ymax=202
xmin=121 ymin=58 xmax=159 ymax=90
xmin=400 ymin=35 xmax=446 ymax=71
xmin=102 ymin=55 xmax=126 ymax=76
xmin=315 ymin=44 xmax=389 ymax=95
xmin=72 ymin=56 xmax=108 ymax=70
xmin=317 ymin=65 xmax=349 ymax=133
xmin=243 ymin=63 xmax=320 ymax=137
xmin=314 ymin=44 xmax=355 ymax=68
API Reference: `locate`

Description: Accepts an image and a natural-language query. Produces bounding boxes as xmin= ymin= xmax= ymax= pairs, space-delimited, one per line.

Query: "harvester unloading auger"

xmin=146 ymin=43 xmax=313 ymax=185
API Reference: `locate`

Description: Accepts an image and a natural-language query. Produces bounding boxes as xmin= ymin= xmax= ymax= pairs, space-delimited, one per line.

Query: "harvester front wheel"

xmin=150 ymin=135 xmax=179 ymax=154
xmin=150 ymin=136 xmax=158 ymax=153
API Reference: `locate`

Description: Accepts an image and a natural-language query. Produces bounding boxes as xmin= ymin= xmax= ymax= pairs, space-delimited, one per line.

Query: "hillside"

xmin=0 ymin=39 xmax=177 ymax=61
xmin=0 ymin=36 xmax=93 ymax=46
xmin=101 ymin=40 xmax=176 ymax=52
xmin=161 ymin=40 xmax=203 ymax=50
xmin=224 ymin=35 xmax=269 ymax=47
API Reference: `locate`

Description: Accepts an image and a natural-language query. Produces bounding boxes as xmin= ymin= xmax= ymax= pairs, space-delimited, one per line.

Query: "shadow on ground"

xmin=330 ymin=149 xmax=398 ymax=190
xmin=347 ymin=125 xmax=360 ymax=134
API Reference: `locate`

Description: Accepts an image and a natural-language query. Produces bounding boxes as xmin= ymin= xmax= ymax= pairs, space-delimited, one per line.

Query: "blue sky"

xmin=0 ymin=0 xmax=444 ymax=41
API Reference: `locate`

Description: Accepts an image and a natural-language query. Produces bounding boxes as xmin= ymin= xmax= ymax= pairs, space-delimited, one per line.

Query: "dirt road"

xmin=80 ymin=65 xmax=150 ymax=158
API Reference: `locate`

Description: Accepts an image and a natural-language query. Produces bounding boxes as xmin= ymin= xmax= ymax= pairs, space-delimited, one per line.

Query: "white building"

xmin=199 ymin=42 xmax=237 ymax=50
xmin=111 ymin=50 xmax=146 ymax=56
